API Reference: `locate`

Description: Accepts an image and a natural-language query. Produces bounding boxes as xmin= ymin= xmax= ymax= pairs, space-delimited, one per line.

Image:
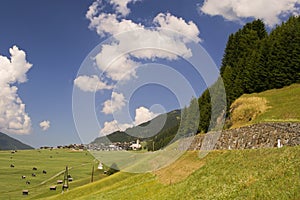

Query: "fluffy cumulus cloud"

xmin=100 ymin=106 xmax=158 ymax=135
xmin=39 ymin=120 xmax=50 ymax=131
xmin=109 ymin=0 xmax=141 ymax=16
xmin=100 ymin=120 xmax=132 ymax=135
xmin=154 ymin=13 xmax=201 ymax=43
xmin=95 ymin=51 xmax=139 ymax=81
xmin=88 ymin=13 xmax=144 ymax=37
xmin=200 ymin=0 xmax=300 ymax=27
xmin=102 ymin=92 xmax=126 ymax=114
xmin=74 ymin=75 xmax=113 ymax=92
xmin=87 ymin=10 xmax=200 ymax=82
xmin=86 ymin=0 xmax=140 ymax=19
xmin=0 ymin=46 xmax=32 ymax=135
xmin=84 ymin=0 xmax=202 ymax=82
xmin=134 ymin=106 xmax=159 ymax=126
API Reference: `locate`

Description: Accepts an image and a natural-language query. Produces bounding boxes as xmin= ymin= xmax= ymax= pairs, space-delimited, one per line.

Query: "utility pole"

xmin=62 ymin=166 xmax=69 ymax=192
xmin=91 ymin=164 xmax=94 ymax=183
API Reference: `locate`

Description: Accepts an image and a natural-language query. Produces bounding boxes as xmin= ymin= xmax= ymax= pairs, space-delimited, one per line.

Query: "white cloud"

xmin=74 ymin=75 xmax=113 ymax=92
xmin=102 ymin=92 xmax=126 ymax=114
xmin=0 ymin=46 xmax=32 ymax=135
xmin=86 ymin=0 xmax=141 ymax=18
xmin=86 ymin=0 xmax=102 ymax=20
xmin=88 ymin=13 xmax=144 ymax=37
xmin=200 ymin=0 xmax=300 ymax=27
xmin=39 ymin=120 xmax=50 ymax=131
xmin=154 ymin=13 xmax=201 ymax=43
xmin=109 ymin=0 xmax=141 ymax=16
xmin=100 ymin=120 xmax=132 ymax=135
xmin=87 ymin=9 xmax=200 ymax=82
xmin=134 ymin=106 xmax=159 ymax=125
xmin=95 ymin=51 xmax=139 ymax=82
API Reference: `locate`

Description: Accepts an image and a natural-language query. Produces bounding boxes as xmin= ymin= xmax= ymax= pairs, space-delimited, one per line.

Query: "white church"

xmin=130 ymin=139 xmax=142 ymax=150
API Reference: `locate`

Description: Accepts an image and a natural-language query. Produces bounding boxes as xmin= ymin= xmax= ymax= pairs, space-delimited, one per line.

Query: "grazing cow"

xmin=50 ymin=186 xmax=57 ymax=191
xmin=43 ymin=170 xmax=47 ymax=174
xmin=32 ymin=167 xmax=37 ymax=170
xmin=10 ymin=164 xmax=14 ymax=168
xmin=22 ymin=175 xmax=26 ymax=179
xmin=57 ymin=180 xmax=63 ymax=184
xmin=22 ymin=190 xmax=29 ymax=195
xmin=26 ymin=181 xmax=30 ymax=185
xmin=32 ymin=173 xmax=36 ymax=177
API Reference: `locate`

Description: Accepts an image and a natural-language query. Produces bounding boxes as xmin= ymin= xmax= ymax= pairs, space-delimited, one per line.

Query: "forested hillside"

xmin=198 ymin=16 xmax=300 ymax=132
xmin=92 ymin=110 xmax=181 ymax=147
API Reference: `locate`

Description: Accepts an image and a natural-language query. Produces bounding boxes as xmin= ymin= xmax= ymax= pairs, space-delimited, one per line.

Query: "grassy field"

xmin=230 ymin=84 xmax=300 ymax=128
xmin=0 ymin=149 xmax=107 ymax=199
xmin=44 ymin=146 xmax=300 ymax=200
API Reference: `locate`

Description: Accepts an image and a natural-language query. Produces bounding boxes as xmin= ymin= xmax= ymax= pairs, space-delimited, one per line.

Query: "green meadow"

xmin=0 ymin=149 xmax=105 ymax=199
xmin=45 ymin=146 xmax=300 ymax=200
xmin=0 ymin=146 xmax=299 ymax=199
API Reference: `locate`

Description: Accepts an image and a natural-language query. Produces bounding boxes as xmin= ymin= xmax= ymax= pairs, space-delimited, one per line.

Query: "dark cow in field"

xmin=50 ymin=186 xmax=57 ymax=190
xmin=22 ymin=190 xmax=29 ymax=195
xmin=43 ymin=170 xmax=47 ymax=174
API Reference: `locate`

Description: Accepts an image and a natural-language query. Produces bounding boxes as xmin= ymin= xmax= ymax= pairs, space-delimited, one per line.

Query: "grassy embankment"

xmin=230 ymin=84 xmax=300 ymax=128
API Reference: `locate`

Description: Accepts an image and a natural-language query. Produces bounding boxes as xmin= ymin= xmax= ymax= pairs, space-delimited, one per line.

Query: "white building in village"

xmin=130 ymin=139 xmax=142 ymax=150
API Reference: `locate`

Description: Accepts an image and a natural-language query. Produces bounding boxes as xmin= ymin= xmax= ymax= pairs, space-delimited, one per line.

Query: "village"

xmin=87 ymin=139 xmax=143 ymax=151
xmin=39 ymin=139 xmax=143 ymax=151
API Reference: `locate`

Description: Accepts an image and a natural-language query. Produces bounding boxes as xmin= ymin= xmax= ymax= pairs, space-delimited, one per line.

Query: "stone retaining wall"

xmin=188 ymin=122 xmax=300 ymax=150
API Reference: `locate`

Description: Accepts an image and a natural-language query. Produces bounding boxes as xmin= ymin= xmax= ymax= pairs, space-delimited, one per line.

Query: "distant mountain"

xmin=91 ymin=109 xmax=181 ymax=145
xmin=0 ymin=132 xmax=34 ymax=150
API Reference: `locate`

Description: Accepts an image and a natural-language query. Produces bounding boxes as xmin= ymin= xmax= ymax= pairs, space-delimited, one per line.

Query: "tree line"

xmin=198 ymin=16 xmax=300 ymax=132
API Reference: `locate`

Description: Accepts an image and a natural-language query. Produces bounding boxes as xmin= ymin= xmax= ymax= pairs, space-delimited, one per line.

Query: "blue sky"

xmin=0 ymin=0 xmax=299 ymax=148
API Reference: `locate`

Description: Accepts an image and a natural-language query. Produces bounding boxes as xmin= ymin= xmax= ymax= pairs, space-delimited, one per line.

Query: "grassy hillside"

xmin=230 ymin=84 xmax=300 ymax=128
xmin=0 ymin=149 xmax=107 ymax=200
xmin=44 ymin=146 xmax=300 ymax=200
xmin=0 ymin=132 xmax=33 ymax=150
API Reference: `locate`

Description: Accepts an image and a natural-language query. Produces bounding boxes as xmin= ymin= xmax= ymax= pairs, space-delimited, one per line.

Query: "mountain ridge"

xmin=91 ymin=109 xmax=181 ymax=146
xmin=0 ymin=132 xmax=34 ymax=150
